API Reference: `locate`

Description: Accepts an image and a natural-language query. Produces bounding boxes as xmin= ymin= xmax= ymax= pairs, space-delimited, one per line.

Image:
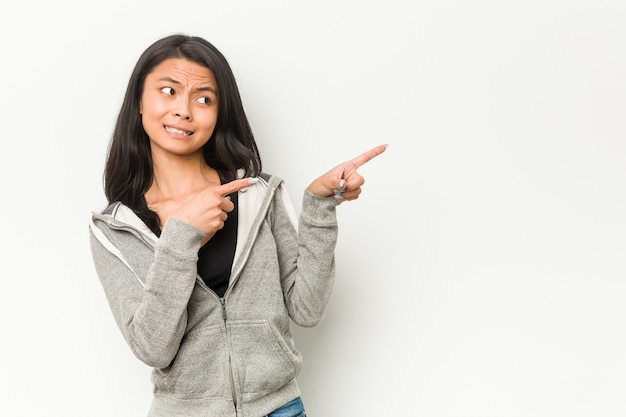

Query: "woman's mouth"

xmin=164 ymin=125 xmax=193 ymax=136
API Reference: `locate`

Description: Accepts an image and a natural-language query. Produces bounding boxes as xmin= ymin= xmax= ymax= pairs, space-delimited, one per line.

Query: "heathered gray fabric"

xmin=89 ymin=175 xmax=338 ymax=417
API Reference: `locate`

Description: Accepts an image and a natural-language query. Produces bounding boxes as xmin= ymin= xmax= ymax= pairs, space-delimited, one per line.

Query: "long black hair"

xmin=103 ymin=34 xmax=262 ymax=228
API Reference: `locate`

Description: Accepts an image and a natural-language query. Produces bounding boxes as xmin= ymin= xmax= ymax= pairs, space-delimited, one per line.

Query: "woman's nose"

xmin=173 ymin=100 xmax=191 ymax=120
xmin=175 ymin=111 xmax=191 ymax=120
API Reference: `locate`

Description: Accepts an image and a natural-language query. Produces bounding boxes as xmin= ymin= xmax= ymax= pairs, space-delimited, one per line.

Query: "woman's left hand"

xmin=307 ymin=144 xmax=387 ymax=203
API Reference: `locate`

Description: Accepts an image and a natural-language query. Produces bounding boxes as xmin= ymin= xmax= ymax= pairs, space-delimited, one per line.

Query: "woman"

xmin=89 ymin=33 xmax=386 ymax=417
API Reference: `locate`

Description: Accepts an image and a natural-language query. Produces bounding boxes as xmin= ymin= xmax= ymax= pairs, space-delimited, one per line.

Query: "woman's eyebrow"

xmin=158 ymin=76 xmax=217 ymax=94
xmin=158 ymin=76 xmax=181 ymax=85
xmin=195 ymin=85 xmax=217 ymax=94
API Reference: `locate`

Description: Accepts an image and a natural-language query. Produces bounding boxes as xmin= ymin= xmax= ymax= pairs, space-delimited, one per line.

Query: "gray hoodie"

xmin=89 ymin=175 xmax=338 ymax=417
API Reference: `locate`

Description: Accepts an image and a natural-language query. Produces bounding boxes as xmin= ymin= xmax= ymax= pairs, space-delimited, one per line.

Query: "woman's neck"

xmin=145 ymin=153 xmax=219 ymax=204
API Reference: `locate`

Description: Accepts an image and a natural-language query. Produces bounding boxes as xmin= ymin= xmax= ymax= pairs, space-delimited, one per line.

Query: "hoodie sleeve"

xmin=272 ymin=187 xmax=339 ymax=327
xmin=89 ymin=215 xmax=204 ymax=368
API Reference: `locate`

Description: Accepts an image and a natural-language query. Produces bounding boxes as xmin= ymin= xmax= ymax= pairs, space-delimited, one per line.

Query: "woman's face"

xmin=140 ymin=58 xmax=219 ymax=160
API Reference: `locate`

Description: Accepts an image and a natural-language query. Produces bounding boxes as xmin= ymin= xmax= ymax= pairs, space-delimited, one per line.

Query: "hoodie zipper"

xmin=220 ymin=297 xmax=238 ymax=411
xmin=217 ymin=181 xmax=277 ymax=413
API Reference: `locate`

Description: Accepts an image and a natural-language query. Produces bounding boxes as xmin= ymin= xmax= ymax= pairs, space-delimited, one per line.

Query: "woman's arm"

xmin=90 ymin=216 xmax=204 ymax=368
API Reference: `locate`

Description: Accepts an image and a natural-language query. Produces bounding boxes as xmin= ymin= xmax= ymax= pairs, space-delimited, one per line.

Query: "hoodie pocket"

xmin=159 ymin=323 xmax=231 ymax=399
xmin=229 ymin=320 xmax=299 ymax=396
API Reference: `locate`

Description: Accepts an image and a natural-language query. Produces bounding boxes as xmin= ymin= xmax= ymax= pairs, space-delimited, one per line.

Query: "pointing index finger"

xmin=350 ymin=144 xmax=388 ymax=168
xmin=218 ymin=177 xmax=260 ymax=196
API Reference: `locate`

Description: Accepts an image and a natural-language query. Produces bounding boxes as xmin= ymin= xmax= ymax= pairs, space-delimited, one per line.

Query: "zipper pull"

xmin=220 ymin=298 xmax=227 ymax=321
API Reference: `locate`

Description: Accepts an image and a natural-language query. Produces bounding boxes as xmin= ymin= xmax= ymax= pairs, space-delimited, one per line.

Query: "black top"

xmin=196 ymin=187 xmax=237 ymax=297
xmin=137 ymin=172 xmax=238 ymax=298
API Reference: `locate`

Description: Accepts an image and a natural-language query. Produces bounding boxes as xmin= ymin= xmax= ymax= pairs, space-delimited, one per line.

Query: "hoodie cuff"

xmin=157 ymin=216 xmax=204 ymax=258
xmin=300 ymin=190 xmax=338 ymax=226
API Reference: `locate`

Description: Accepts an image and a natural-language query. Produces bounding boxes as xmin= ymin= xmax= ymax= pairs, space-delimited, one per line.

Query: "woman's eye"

xmin=160 ymin=87 xmax=174 ymax=95
xmin=196 ymin=96 xmax=211 ymax=104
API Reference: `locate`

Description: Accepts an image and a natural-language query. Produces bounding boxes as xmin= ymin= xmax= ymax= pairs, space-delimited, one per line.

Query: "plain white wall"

xmin=1 ymin=0 xmax=625 ymax=416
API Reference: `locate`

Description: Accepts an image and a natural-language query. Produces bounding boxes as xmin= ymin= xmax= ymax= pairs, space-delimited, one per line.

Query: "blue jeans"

xmin=266 ymin=397 xmax=306 ymax=417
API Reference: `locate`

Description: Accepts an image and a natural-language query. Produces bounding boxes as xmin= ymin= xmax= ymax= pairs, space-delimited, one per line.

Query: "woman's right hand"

xmin=171 ymin=177 xmax=259 ymax=244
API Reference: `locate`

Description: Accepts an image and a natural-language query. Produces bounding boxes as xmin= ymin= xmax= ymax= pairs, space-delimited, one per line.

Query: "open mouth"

xmin=164 ymin=125 xmax=193 ymax=136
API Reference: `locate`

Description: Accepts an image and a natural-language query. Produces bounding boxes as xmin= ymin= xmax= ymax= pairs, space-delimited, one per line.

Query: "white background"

xmin=1 ymin=0 xmax=625 ymax=416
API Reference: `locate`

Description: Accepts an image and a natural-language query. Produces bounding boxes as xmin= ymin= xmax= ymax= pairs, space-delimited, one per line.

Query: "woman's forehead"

xmin=148 ymin=58 xmax=217 ymax=87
